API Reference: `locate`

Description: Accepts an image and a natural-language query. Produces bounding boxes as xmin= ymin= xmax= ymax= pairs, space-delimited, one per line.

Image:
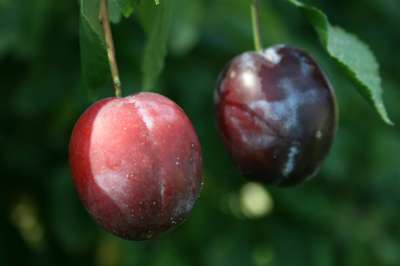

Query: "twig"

xmin=250 ymin=0 xmax=263 ymax=52
xmin=100 ymin=0 xmax=122 ymax=97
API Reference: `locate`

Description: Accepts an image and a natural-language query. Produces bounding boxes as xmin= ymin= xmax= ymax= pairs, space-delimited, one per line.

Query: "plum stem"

xmin=100 ymin=0 xmax=122 ymax=98
xmin=250 ymin=0 xmax=263 ymax=52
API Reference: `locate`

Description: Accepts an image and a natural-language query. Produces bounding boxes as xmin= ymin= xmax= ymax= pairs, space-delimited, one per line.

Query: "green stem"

xmin=100 ymin=0 xmax=122 ymax=98
xmin=250 ymin=0 xmax=263 ymax=52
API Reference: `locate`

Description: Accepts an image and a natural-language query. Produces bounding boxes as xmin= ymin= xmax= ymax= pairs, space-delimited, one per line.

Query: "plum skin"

xmin=69 ymin=92 xmax=203 ymax=240
xmin=215 ymin=45 xmax=337 ymax=186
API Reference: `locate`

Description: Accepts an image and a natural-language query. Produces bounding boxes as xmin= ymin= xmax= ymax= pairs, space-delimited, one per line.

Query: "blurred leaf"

xmin=49 ymin=168 xmax=97 ymax=254
xmin=151 ymin=243 xmax=185 ymax=266
xmin=110 ymin=0 xmax=161 ymax=20
xmin=113 ymin=0 xmax=140 ymax=18
xmin=137 ymin=0 xmax=153 ymax=33
xmin=80 ymin=0 xmax=109 ymax=97
xmin=169 ymin=0 xmax=203 ymax=56
xmin=108 ymin=0 xmax=122 ymax=23
xmin=96 ymin=235 xmax=122 ymax=266
xmin=206 ymin=232 xmax=253 ymax=266
xmin=309 ymin=237 xmax=334 ymax=266
xmin=287 ymin=0 xmax=393 ymax=125
xmin=0 ymin=0 xmax=51 ymax=58
xmin=141 ymin=0 xmax=173 ymax=90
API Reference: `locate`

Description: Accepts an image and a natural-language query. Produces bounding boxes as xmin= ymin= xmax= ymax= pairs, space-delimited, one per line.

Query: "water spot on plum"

xmin=282 ymin=144 xmax=300 ymax=177
xmin=126 ymin=173 xmax=136 ymax=180
xmin=175 ymin=156 xmax=180 ymax=166
xmin=152 ymin=201 xmax=157 ymax=206
xmin=106 ymin=158 xmax=121 ymax=170
xmin=160 ymin=180 xmax=166 ymax=200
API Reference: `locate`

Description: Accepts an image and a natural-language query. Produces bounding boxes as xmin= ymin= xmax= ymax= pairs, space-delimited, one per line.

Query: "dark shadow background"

xmin=1 ymin=0 xmax=400 ymax=265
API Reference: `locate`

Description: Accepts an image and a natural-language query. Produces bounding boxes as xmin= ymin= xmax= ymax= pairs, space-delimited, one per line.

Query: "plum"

xmin=69 ymin=92 xmax=203 ymax=240
xmin=215 ymin=45 xmax=337 ymax=186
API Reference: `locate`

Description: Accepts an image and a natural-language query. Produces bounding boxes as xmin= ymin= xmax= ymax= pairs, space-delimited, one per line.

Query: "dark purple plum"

xmin=69 ymin=92 xmax=203 ymax=240
xmin=215 ymin=45 xmax=337 ymax=186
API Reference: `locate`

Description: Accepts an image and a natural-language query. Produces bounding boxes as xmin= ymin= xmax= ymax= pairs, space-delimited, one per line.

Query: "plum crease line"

xmin=224 ymin=99 xmax=291 ymax=142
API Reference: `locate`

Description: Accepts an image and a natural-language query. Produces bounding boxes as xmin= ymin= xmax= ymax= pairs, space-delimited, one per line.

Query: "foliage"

xmin=287 ymin=0 xmax=393 ymax=124
xmin=140 ymin=0 xmax=173 ymax=90
xmin=80 ymin=0 xmax=109 ymax=95
xmin=1 ymin=0 xmax=400 ymax=265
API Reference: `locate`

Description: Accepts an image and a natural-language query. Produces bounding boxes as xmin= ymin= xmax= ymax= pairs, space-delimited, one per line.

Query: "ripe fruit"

xmin=69 ymin=92 xmax=203 ymax=240
xmin=215 ymin=45 xmax=337 ymax=186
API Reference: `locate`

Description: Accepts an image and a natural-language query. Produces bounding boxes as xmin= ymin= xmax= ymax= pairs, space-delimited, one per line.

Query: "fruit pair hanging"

xmin=69 ymin=0 xmax=336 ymax=240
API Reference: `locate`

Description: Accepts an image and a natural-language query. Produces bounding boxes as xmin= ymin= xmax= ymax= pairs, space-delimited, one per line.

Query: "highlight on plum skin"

xmin=215 ymin=45 xmax=338 ymax=186
xmin=69 ymin=92 xmax=203 ymax=240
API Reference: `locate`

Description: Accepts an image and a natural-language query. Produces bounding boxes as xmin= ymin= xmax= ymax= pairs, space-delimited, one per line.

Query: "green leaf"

xmin=80 ymin=0 xmax=109 ymax=96
xmin=287 ymin=0 xmax=393 ymax=125
xmin=137 ymin=0 xmax=155 ymax=34
xmin=169 ymin=0 xmax=203 ymax=56
xmin=108 ymin=0 xmax=122 ymax=23
xmin=141 ymin=0 xmax=173 ymax=90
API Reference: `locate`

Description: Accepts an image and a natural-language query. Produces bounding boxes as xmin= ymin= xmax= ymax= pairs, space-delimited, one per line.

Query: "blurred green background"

xmin=1 ymin=0 xmax=400 ymax=265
